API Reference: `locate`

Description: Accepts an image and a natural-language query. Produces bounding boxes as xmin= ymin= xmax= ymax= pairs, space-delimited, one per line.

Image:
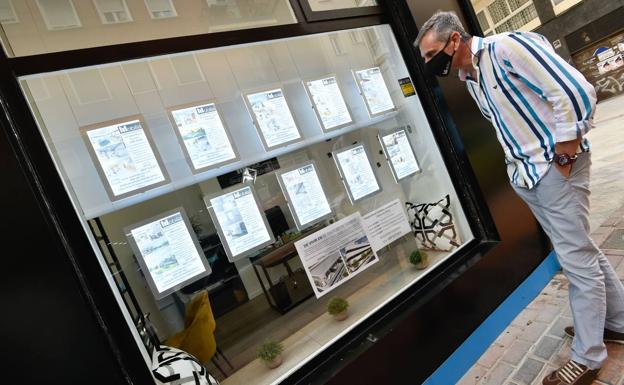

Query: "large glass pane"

xmin=21 ymin=25 xmax=473 ymax=384
xmin=551 ymin=0 xmax=583 ymax=15
xmin=0 ymin=0 xmax=297 ymax=57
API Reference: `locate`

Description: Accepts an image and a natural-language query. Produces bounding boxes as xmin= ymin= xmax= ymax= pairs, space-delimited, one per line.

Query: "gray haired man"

xmin=415 ymin=10 xmax=624 ymax=385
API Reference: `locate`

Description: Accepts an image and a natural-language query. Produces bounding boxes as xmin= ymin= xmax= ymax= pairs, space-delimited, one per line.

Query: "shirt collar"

xmin=459 ymin=36 xmax=486 ymax=82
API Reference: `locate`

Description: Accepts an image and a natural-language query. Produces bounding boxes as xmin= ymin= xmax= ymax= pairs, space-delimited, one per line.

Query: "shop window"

xmin=35 ymin=0 xmax=81 ymax=31
xmin=551 ymin=0 xmax=583 ymax=15
xmin=93 ymin=0 xmax=133 ymax=24
xmin=144 ymin=0 xmax=177 ymax=19
xmin=471 ymin=0 xmax=540 ymax=35
xmin=0 ymin=0 xmax=18 ymax=24
xmin=20 ymin=25 xmax=474 ymax=384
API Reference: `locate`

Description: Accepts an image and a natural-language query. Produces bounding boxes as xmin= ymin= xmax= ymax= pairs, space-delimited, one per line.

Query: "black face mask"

xmin=426 ymin=37 xmax=456 ymax=77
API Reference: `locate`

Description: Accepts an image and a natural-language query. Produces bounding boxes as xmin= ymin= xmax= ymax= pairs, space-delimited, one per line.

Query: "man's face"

xmin=419 ymin=31 xmax=459 ymax=67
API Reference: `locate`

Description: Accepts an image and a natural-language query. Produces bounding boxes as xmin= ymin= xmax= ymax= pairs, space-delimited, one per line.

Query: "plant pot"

xmin=264 ymin=354 xmax=283 ymax=369
xmin=333 ymin=310 xmax=348 ymax=321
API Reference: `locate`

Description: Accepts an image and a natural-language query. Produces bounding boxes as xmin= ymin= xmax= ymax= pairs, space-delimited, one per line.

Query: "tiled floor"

xmin=458 ymin=94 xmax=624 ymax=385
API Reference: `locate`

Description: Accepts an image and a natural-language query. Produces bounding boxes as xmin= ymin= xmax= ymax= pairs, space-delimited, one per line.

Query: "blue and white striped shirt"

xmin=460 ymin=32 xmax=597 ymax=189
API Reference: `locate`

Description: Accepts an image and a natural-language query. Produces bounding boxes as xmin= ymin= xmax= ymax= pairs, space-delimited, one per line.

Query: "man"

xmin=415 ymin=10 xmax=624 ymax=385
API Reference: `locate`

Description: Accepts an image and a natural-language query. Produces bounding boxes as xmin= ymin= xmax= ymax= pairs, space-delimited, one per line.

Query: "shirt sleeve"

xmin=494 ymin=32 xmax=597 ymax=142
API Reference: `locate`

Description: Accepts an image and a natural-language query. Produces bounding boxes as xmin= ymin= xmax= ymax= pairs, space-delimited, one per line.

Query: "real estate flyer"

xmin=208 ymin=185 xmax=273 ymax=260
xmin=354 ymin=67 xmax=395 ymax=116
xmin=363 ymin=199 xmax=412 ymax=252
xmin=295 ymin=213 xmax=378 ymax=298
xmin=381 ymin=129 xmax=421 ymax=181
xmin=305 ymin=76 xmax=352 ymax=130
xmin=170 ymin=103 xmax=237 ymax=171
xmin=278 ymin=162 xmax=332 ymax=229
xmin=126 ymin=209 xmax=210 ymax=299
xmin=85 ymin=119 xmax=166 ymax=198
xmin=335 ymin=144 xmax=381 ymax=202
xmin=246 ymin=88 xmax=301 ymax=149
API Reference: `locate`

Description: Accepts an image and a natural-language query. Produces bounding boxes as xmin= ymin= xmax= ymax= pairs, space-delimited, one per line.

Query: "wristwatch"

xmin=553 ymin=153 xmax=577 ymax=166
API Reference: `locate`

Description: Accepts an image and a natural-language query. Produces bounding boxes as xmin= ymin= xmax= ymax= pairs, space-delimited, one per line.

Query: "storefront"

xmin=0 ymin=1 xmax=549 ymax=384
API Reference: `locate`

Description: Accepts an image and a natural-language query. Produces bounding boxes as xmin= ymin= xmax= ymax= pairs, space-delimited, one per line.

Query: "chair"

xmin=166 ymin=291 xmax=233 ymax=377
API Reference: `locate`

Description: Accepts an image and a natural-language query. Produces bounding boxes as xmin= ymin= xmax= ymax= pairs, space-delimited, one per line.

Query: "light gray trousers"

xmin=512 ymin=152 xmax=624 ymax=369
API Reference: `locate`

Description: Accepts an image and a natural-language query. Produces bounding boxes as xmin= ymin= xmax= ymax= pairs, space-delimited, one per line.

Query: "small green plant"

xmin=257 ymin=339 xmax=284 ymax=363
xmin=327 ymin=297 xmax=349 ymax=315
xmin=409 ymin=249 xmax=429 ymax=269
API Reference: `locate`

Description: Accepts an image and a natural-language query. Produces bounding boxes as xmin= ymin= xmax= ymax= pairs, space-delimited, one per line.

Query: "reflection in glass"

xmin=307 ymin=0 xmax=378 ymax=12
xmin=470 ymin=0 xmax=540 ymax=35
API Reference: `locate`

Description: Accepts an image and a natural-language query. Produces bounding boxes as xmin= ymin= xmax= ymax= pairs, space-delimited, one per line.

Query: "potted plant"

xmin=409 ymin=249 xmax=429 ymax=270
xmin=327 ymin=297 xmax=349 ymax=321
xmin=257 ymin=339 xmax=284 ymax=369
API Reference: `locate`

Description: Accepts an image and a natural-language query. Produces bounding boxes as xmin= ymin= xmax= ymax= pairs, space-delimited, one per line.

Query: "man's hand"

xmin=554 ymin=138 xmax=582 ymax=177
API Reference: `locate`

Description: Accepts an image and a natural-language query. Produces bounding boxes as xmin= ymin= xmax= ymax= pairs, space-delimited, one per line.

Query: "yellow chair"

xmin=167 ymin=291 xmax=231 ymax=375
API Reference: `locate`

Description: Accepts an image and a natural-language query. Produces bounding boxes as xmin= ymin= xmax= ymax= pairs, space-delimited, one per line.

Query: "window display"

xmin=244 ymin=88 xmax=303 ymax=150
xmin=333 ymin=143 xmax=381 ymax=203
xmin=353 ymin=66 xmax=396 ymax=117
xmin=125 ymin=208 xmax=211 ymax=299
xmin=82 ymin=116 xmax=169 ymax=200
xmin=168 ymin=102 xmax=238 ymax=173
xmin=276 ymin=161 xmax=333 ymax=230
xmin=206 ymin=185 xmax=275 ymax=261
xmin=379 ymin=127 xmax=421 ymax=182
xmin=304 ymin=75 xmax=353 ymax=131
xmin=21 ymin=25 xmax=474 ymax=385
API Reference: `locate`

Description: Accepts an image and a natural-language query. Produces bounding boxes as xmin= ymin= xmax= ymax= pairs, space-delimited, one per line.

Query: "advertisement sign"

xmin=245 ymin=88 xmax=302 ymax=150
xmin=333 ymin=143 xmax=381 ymax=203
xmin=379 ymin=128 xmax=421 ymax=181
xmin=304 ymin=75 xmax=353 ymax=131
xmin=169 ymin=102 xmax=238 ymax=172
xmin=125 ymin=208 xmax=211 ymax=299
xmin=295 ymin=213 xmax=378 ymax=298
xmin=353 ymin=67 xmax=396 ymax=117
xmin=82 ymin=117 xmax=169 ymax=200
xmin=206 ymin=185 xmax=275 ymax=261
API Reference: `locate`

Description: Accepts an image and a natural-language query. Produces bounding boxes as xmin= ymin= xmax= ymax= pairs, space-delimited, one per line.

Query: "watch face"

xmin=557 ymin=154 xmax=569 ymax=166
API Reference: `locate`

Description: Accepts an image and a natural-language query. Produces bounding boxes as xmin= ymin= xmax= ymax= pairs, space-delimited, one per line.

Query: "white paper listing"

xmin=295 ymin=213 xmax=379 ymax=298
xmin=335 ymin=144 xmax=380 ymax=202
xmin=208 ymin=186 xmax=273 ymax=260
xmin=127 ymin=210 xmax=210 ymax=299
xmin=170 ymin=103 xmax=236 ymax=171
xmin=354 ymin=67 xmax=395 ymax=116
xmin=246 ymin=88 xmax=301 ymax=148
xmin=305 ymin=76 xmax=352 ymax=130
xmin=363 ymin=199 xmax=412 ymax=252
xmin=381 ymin=129 xmax=421 ymax=181
xmin=85 ymin=119 xmax=166 ymax=198
xmin=279 ymin=163 xmax=332 ymax=229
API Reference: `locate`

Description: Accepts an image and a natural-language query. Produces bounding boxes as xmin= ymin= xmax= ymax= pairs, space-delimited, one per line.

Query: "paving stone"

xmin=496 ymin=325 xmax=524 ymax=348
xmin=501 ymin=339 xmax=533 ymax=366
xmin=478 ymin=343 xmax=506 ymax=369
xmin=518 ymin=321 xmax=549 ymax=343
xmin=534 ymin=336 xmax=564 ymax=360
xmin=457 ymin=363 xmax=487 ymax=385
xmin=606 ymin=254 xmax=624 ymax=270
xmin=512 ymin=358 xmax=544 ymax=384
xmin=550 ymin=341 xmax=572 ymax=368
xmin=512 ymin=309 xmax=539 ymax=328
xmin=480 ymin=362 xmax=514 ymax=385
xmin=548 ymin=316 xmax=573 ymax=339
xmin=535 ymin=304 xmax=562 ymax=324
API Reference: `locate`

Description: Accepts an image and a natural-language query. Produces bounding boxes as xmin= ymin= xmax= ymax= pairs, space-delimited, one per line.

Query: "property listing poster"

xmin=128 ymin=210 xmax=210 ymax=298
xmin=246 ymin=89 xmax=301 ymax=148
xmin=354 ymin=67 xmax=395 ymax=115
xmin=85 ymin=119 xmax=166 ymax=198
xmin=363 ymin=199 xmax=412 ymax=252
xmin=295 ymin=213 xmax=379 ymax=298
xmin=335 ymin=144 xmax=380 ymax=201
xmin=208 ymin=186 xmax=273 ymax=260
xmin=381 ymin=129 xmax=421 ymax=180
xmin=279 ymin=162 xmax=332 ymax=228
xmin=305 ymin=76 xmax=353 ymax=130
xmin=170 ymin=103 xmax=237 ymax=171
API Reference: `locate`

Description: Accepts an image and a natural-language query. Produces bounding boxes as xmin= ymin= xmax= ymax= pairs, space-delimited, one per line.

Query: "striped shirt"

xmin=459 ymin=32 xmax=597 ymax=189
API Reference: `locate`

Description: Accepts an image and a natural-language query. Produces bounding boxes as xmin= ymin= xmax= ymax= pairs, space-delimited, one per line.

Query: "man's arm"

xmin=495 ymin=32 xmax=597 ymax=176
